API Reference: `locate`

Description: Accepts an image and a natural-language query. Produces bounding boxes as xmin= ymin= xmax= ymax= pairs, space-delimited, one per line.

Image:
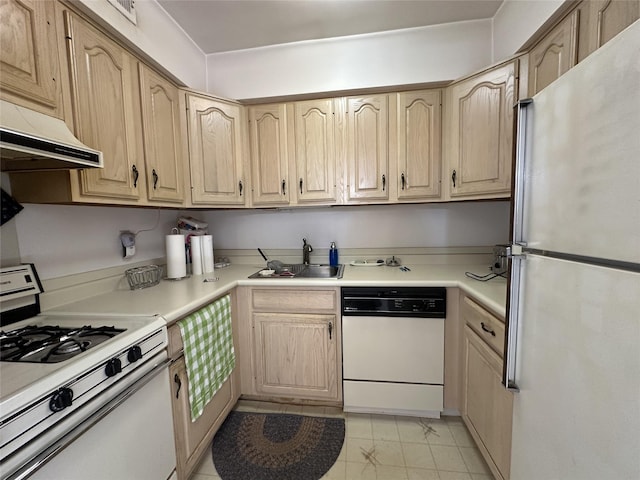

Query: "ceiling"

xmin=157 ymin=0 xmax=504 ymax=54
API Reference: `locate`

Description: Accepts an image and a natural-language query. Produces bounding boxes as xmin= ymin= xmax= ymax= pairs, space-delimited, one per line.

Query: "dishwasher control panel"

xmin=342 ymin=287 xmax=446 ymax=317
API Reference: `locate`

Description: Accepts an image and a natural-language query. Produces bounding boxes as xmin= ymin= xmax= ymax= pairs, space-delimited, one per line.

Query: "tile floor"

xmin=190 ymin=400 xmax=493 ymax=480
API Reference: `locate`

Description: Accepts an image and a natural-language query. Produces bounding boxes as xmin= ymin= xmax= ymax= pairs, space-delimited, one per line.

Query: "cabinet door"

xmin=345 ymin=95 xmax=389 ymax=202
xmin=249 ymin=104 xmax=289 ymax=205
xmin=138 ymin=64 xmax=185 ymax=204
xmin=0 ymin=0 xmax=60 ymax=117
xmin=578 ymin=0 xmax=640 ymax=62
xmin=187 ymin=93 xmax=246 ymax=205
xmin=528 ymin=10 xmax=578 ymax=96
xmin=292 ymin=99 xmax=337 ymax=203
xmin=170 ymin=357 xmax=237 ymax=480
xmin=397 ymin=90 xmax=442 ymax=200
xmin=449 ymin=61 xmax=516 ymax=198
xmin=463 ymin=326 xmax=513 ymax=480
xmin=253 ymin=312 xmax=338 ymax=400
xmin=65 ymin=12 xmax=144 ymax=200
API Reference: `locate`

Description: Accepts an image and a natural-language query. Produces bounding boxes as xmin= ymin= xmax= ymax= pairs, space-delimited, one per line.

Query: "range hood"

xmin=0 ymin=100 xmax=103 ymax=172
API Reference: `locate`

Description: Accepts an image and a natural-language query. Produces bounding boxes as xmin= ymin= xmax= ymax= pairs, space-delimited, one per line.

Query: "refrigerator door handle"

xmin=505 ymin=250 xmax=524 ymax=392
xmin=512 ymin=99 xmax=532 ymax=245
xmin=504 ymin=99 xmax=533 ymax=393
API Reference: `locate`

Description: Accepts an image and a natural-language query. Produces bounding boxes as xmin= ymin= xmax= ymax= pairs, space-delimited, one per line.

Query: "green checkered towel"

xmin=178 ymin=294 xmax=235 ymax=422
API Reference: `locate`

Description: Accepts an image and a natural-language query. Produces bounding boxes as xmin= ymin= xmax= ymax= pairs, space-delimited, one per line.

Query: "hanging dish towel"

xmin=178 ymin=294 xmax=235 ymax=422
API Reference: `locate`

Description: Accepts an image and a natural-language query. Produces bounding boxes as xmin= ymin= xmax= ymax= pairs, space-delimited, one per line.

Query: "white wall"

xmin=14 ymin=204 xmax=182 ymax=280
xmin=0 ymin=173 xmax=21 ymax=266
xmin=10 ymin=202 xmax=510 ymax=280
xmin=202 ymin=202 xmax=511 ymax=250
xmin=76 ymin=0 xmax=206 ymax=89
xmin=206 ymin=20 xmax=492 ymax=100
xmin=492 ymin=0 xmax=565 ymax=62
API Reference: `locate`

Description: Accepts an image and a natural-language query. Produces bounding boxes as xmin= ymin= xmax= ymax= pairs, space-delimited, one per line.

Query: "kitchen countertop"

xmin=47 ymin=263 xmax=508 ymax=322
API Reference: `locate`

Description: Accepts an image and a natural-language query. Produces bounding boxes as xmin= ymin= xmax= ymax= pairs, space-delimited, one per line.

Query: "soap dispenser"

xmin=329 ymin=241 xmax=339 ymax=266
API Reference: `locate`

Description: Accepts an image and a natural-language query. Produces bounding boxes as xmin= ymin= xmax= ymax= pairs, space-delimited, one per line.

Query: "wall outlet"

xmin=120 ymin=231 xmax=136 ymax=258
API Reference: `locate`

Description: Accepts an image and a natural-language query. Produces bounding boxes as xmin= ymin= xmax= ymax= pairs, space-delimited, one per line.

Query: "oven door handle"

xmin=7 ymin=356 xmax=171 ymax=480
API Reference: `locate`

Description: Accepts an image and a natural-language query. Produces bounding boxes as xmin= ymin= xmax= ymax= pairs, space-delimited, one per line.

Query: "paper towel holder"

xmin=165 ymin=228 xmax=190 ymax=281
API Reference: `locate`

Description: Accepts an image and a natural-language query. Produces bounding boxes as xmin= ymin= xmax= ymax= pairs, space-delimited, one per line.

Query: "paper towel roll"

xmin=202 ymin=235 xmax=214 ymax=273
xmin=166 ymin=234 xmax=186 ymax=279
xmin=190 ymin=236 xmax=203 ymax=275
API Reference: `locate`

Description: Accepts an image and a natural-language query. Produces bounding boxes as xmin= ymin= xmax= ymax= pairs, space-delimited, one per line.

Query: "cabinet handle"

xmin=452 ymin=170 xmax=457 ymax=188
xmin=401 ymin=173 xmax=406 ymax=190
xmin=282 ymin=179 xmax=286 ymax=195
xmin=481 ymin=322 xmax=496 ymax=337
xmin=382 ymin=174 xmax=386 ymax=191
xmin=239 ymin=180 xmax=243 ymax=196
xmin=299 ymin=178 xmax=303 ymax=195
xmin=328 ymin=321 xmax=333 ymax=340
xmin=174 ymin=373 xmax=182 ymax=399
xmin=152 ymin=169 xmax=158 ymax=190
xmin=132 ymin=165 xmax=139 ymax=188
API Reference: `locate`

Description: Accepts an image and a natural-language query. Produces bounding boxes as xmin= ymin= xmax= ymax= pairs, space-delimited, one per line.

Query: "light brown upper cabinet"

xmin=249 ymin=104 xmax=290 ymax=206
xmin=344 ymin=94 xmax=390 ymax=202
xmin=64 ymin=10 xmax=145 ymax=201
xmin=578 ymin=0 xmax=640 ymax=62
xmin=138 ymin=64 xmax=186 ymax=204
xmin=0 ymin=0 xmax=61 ymax=118
xmin=290 ymin=99 xmax=338 ymax=204
xmin=186 ymin=93 xmax=247 ymax=206
xmin=7 ymin=6 xmax=187 ymax=207
xmin=396 ymin=90 xmax=442 ymax=201
xmin=447 ymin=60 xmax=516 ymax=199
xmin=528 ymin=10 xmax=579 ymax=96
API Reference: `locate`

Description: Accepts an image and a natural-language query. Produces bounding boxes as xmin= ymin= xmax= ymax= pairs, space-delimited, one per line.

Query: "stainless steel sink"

xmin=249 ymin=263 xmax=344 ymax=279
xmin=296 ymin=264 xmax=343 ymax=278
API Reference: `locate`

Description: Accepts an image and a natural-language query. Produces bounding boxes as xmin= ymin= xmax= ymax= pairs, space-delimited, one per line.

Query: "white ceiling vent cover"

xmin=106 ymin=0 xmax=136 ymax=25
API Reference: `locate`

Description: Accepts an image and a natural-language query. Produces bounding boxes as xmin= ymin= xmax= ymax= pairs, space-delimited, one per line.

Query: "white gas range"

xmin=0 ymin=265 xmax=176 ymax=480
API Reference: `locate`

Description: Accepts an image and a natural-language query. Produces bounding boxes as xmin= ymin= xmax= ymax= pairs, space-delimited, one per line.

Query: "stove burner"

xmin=54 ymin=339 xmax=90 ymax=355
xmin=0 ymin=325 xmax=126 ymax=363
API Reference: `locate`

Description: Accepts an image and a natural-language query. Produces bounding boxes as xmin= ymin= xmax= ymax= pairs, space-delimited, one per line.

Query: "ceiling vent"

xmin=106 ymin=0 xmax=136 ymax=25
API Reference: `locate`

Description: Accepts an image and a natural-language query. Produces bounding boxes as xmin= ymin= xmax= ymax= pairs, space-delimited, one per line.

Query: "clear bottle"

xmin=329 ymin=241 xmax=339 ymax=266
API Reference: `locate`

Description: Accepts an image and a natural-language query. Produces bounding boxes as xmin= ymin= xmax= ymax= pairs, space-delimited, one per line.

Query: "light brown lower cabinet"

xmin=237 ymin=287 xmax=342 ymax=404
xmin=461 ymin=303 xmax=513 ymax=480
xmin=167 ymin=300 xmax=241 ymax=480
xmin=169 ymin=358 xmax=238 ymax=480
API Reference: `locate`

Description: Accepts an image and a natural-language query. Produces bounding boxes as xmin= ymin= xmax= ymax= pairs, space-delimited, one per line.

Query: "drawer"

xmin=168 ymin=323 xmax=183 ymax=359
xmin=461 ymin=296 xmax=505 ymax=357
xmin=252 ymin=288 xmax=337 ymax=312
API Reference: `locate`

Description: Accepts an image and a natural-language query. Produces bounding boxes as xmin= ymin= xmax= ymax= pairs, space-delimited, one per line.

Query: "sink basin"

xmin=249 ymin=263 xmax=344 ymax=279
xmin=296 ymin=264 xmax=344 ymax=278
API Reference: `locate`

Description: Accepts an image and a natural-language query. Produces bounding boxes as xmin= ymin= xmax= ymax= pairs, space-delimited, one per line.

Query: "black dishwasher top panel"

xmin=342 ymin=287 xmax=446 ymax=317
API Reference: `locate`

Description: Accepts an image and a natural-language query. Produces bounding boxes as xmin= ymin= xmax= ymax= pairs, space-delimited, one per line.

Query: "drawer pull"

xmin=132 ymin=165 xmax=139 ymax=188
xmin=481 ymin=322 xmax=496 ymax=336
xmin=174 ymin=373 xmax=182 ymax=399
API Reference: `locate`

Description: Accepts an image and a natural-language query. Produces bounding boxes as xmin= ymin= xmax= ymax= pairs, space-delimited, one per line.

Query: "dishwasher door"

xmin=342 ymin=315 xmax=444 ymax=383
xmin=342 ymin=315 xmax=444 ymax=417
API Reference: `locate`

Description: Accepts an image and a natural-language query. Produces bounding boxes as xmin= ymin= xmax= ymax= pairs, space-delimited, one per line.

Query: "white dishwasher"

xmin=341 ymin=287 xmax=446 ymax=418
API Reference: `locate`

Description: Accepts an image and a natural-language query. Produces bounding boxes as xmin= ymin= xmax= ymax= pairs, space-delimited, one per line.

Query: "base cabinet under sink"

xmin=237 ymin=287 xmax=342 ymax=404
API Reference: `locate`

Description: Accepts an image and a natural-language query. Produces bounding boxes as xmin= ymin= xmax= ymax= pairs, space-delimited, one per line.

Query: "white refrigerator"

xmin=505 ymin=20 xmax=640 ymax=480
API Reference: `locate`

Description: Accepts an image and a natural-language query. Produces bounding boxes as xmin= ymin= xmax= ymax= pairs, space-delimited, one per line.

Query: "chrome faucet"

xmin=302 ymin=238 xmax=313 ymax=265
